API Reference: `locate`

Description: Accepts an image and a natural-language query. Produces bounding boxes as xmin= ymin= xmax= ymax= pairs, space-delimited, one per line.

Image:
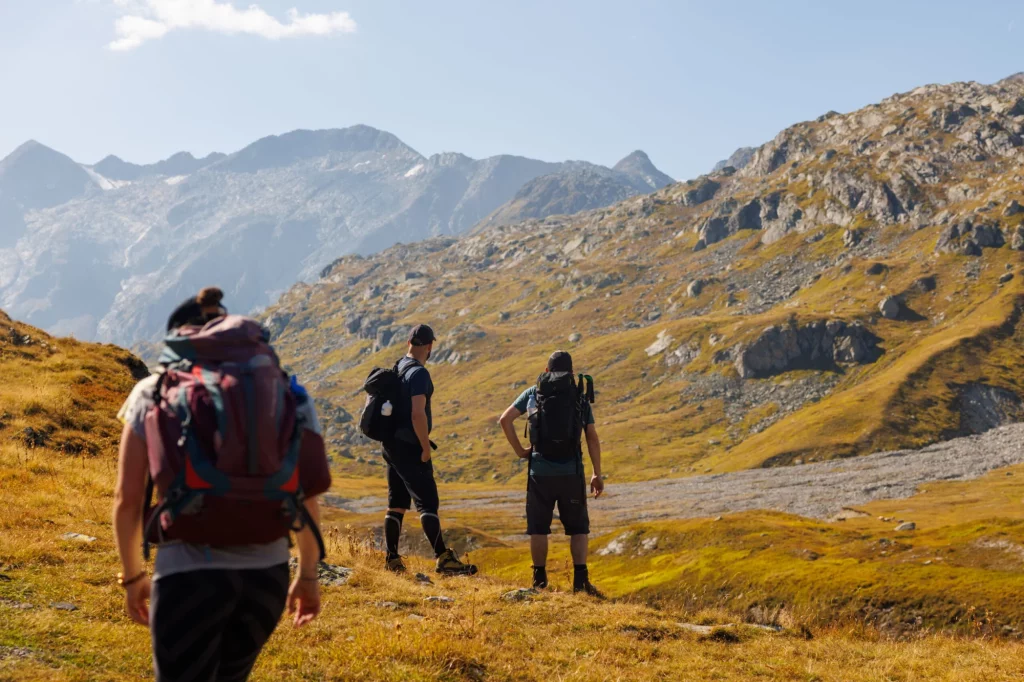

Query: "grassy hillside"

xmin=263 ymin=77 xmax=1024 ymax=485
xmin=5 ymin=311 xmax=1024 ymax=680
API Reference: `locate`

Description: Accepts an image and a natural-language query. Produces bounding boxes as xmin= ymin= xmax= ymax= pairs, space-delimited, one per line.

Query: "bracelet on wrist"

xmin=117 ymin=570 xmax=146 ymax=589
xmin=299 ymin=574 xmax=319 ymax=582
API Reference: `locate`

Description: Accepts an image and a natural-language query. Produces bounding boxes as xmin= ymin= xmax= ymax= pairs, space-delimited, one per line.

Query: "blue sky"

xmin=0 ymin=0 xmax=1021 ymax=180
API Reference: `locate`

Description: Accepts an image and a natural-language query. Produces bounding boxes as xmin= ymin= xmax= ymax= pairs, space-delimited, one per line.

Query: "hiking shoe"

xmin=573 ymin=581 xmax=605 ymax=599
xmin=385 ymin=555 xmax=407 ymax=573
xmin=435 ymin=549 xmax=478 ymax=575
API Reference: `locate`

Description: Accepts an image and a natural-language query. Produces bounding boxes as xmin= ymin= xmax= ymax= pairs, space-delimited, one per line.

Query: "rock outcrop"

xmin=735 ymin=320 xmax=882 ymax=379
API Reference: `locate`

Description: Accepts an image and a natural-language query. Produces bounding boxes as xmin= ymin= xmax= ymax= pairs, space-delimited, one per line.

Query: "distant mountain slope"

xmin=712 ymin=146 xmax=756 ymax=173
xmin=263 ymin=76 xmax=1024 ymax=485
xmin=93 ymin=151 xmax=227 ymax=182
xmin=478 ymin=151 xmax=673 ymax=229
xmin=0 ymin=127 xmax=664 ymax=344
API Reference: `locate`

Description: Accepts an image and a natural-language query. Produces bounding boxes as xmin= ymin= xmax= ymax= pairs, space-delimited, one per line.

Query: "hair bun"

xmin=197 ymin=287 xmax=224 ymax=307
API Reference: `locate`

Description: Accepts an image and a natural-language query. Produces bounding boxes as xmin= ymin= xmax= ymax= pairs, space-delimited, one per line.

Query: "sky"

xmin=0 ymin=0 xmax=1021 ymax=181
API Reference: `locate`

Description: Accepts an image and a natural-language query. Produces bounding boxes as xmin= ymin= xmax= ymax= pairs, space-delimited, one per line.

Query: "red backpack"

xmin=143 ymin=315 xmax=326 ymax=559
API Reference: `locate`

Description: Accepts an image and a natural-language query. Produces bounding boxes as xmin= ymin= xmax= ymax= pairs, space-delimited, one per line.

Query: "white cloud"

xmin=107 ymin=0 xmax=356 ymax=51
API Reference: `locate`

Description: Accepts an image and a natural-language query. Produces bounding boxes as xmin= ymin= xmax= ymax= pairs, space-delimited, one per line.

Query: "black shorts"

xmin=150 ymin=564 xmax=289 ymax=682
xmin=382 ymin=439 xmax=440 ymax=514
xmin=526 ymin=474 xmax=590 ymax=536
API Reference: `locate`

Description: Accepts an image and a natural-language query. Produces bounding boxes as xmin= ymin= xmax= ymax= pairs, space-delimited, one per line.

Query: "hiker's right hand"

xmin=590 ymin=474 xmax=605 ymax=499
xmin=515 ymin=445 xmax=530 ymax=459
xmin=288 ymin=576 xmax=321 ymax=628
xmin=421 ymin=449 xmax=431 ymax=463
xmin=125 ymin=576 xmax=151 ymax=626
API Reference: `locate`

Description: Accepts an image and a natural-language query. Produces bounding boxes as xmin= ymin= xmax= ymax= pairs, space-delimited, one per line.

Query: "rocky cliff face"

xmin=262 ymin=76 xmax=1024 ymax=483
xmin=0 ymin=126 xmax=666 ymax=344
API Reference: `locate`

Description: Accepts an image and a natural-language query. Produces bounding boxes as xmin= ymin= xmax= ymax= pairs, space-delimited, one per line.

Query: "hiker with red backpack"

xmin=498 ymin=350 xmax=605 ymax=595
xmin=113 ymin=288 xmax=332 ymax=682
xmin=359 ymin=324 xmax=477 ymax=575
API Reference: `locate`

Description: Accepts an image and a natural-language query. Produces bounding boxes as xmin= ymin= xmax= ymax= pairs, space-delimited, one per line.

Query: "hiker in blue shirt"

xmin=498 ymin=350 xmax=605 ymax=595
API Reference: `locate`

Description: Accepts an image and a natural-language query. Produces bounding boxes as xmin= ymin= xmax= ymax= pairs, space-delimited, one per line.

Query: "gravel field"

xmin=326 ymin=424 xmax=1024 ymax=531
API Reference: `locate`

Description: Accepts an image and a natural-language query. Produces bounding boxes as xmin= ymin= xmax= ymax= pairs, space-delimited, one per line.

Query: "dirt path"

xmin=326 ymin=424 xmax=1024 ymax=531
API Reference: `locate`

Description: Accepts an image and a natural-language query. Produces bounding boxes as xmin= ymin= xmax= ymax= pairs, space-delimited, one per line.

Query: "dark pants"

xmin=526 ymin=474 xmax=590 ymax=536
xmin=383 ymin=439 xmax=440 ymax=514
xmin=151 ymin=564 xmax=289 ymax=682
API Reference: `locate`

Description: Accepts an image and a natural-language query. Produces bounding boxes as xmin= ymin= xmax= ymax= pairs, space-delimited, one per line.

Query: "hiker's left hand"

xmin=590 ymin=474 xmax=605 ymax=498
xmin=125 ymin=576 xmax=151 ymax=626
xmin=288 ymin=576 xmax=321 ymax=627
xmin=421 ymin=449 xmax=432 ymax=463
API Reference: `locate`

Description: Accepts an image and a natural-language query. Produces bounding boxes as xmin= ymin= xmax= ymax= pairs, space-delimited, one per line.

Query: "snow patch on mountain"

xmin=83 ymin=166 xmax=134 ymax=191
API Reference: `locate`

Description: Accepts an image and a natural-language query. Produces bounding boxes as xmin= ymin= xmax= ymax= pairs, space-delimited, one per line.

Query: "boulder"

xmin=911 ymin=275 xmax=937 ymax=293
xmin=693 ymin=239 xmax=707 ymax=252
xmin=957 ymin=383 xmax=1024 ymax=435
xmin=1012 ymin=227 xmax=1024 ymax=251
xmin=729 ymin=199 xmax=763 ymax=231
xmin=936 ymin=220 xmax=1003 ymax=254
xmin=699 ymin=217 xmax=730 ymax=246
xmin=961 ymin=239 xmax=982 ymax=257
xmin=682 ymin=179 xmax=720 ymax=207
xmin=1004 ymin=200 xmax=1023 ymax=217
xmin=895 ymin=522 xmax=916 ymax=532
xmin=568 ymin=332 xmax=582 ymax=343
xmin=879 ymin=296 xmax=901 ymax=320
xmin=501 ymin=588 xmax=539 ymax=603
xmin=645 ymin=330 xmax=675 ymax=357
xmin=734 ymin=320 xmax=882 ymax=379
xmin=973 ymin=224 xmax=1005 ymax=248
xmin=865 ymin=263 xmax=886 ymax=276
xmin=1000 ymin=273 xmax=1014 ymax=285
xmin=842 ymin=229 xmax=862 ymax=248
xmin=687 ymin=279 xmax=707 ymax=297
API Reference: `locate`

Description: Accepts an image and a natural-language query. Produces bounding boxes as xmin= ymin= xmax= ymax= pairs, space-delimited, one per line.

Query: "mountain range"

xmin=261 ymin=74 xmax=1024 ymax=484
xmin=0 ymin=127 xmax=672 ymax=344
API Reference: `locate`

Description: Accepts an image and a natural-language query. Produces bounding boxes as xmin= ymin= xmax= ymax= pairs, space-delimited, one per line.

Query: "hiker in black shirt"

xmin=381 ymin=324 xmax=477 ymax=575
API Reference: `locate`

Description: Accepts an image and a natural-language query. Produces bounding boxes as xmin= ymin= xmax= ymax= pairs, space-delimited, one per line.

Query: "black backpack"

xmin=359 ymin=361 xmax=416 ymax=442
xmin=528 ymin=372 xmax=595 ymax=461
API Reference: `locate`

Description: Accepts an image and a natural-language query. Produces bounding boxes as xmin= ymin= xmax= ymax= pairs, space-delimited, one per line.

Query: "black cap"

xmin=547 ymin=350 xmax=573 ymax=372
xmin=409 ymin=324 xmax=437 ymax=346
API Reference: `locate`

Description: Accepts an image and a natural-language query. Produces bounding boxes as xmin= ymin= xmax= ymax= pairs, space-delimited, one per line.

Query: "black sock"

xmin=532 ymin=566 xmax=548 ymax=589
xmin=573 ymin=564 xmax=589 ymax=589
xmin=384 ymin=511 xmax=404 ymax=559
xmin=420 ymin=512 xmax=447 ymax=557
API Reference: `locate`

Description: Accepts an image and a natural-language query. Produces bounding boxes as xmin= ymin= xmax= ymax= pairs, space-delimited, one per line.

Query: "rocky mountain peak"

xmin=1000 ymin=72 xmax=1024 ymax=86
xmin=216 ymin=125 xmax=423 ymax=174
xmin=612 ymin=150 xmax=674 ymax=188
xmin=0 ymin=139 xmax=94 ymax=211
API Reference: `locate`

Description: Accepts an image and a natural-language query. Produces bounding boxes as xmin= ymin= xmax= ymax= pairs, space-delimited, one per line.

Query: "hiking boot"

xmin=385 ymin=555 xmax=407 ymax=573
xmin=532 ymin=567 xmax=549 ymax=589
xmin=573 ymin=581 xmax=605 ymax=599
xmin=435 ymin=549 xmax=478 ymax=575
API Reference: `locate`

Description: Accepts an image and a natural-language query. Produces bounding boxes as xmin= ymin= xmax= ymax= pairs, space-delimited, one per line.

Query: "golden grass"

xmin=6 ymin=310 xmax=1024 ymax=679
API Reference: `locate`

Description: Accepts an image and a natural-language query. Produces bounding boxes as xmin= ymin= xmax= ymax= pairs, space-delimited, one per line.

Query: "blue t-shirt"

xmin=512 ymin=386 xmax=594 ymax=477
xmin=396 ymin=356 xmax=432 ymax=443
